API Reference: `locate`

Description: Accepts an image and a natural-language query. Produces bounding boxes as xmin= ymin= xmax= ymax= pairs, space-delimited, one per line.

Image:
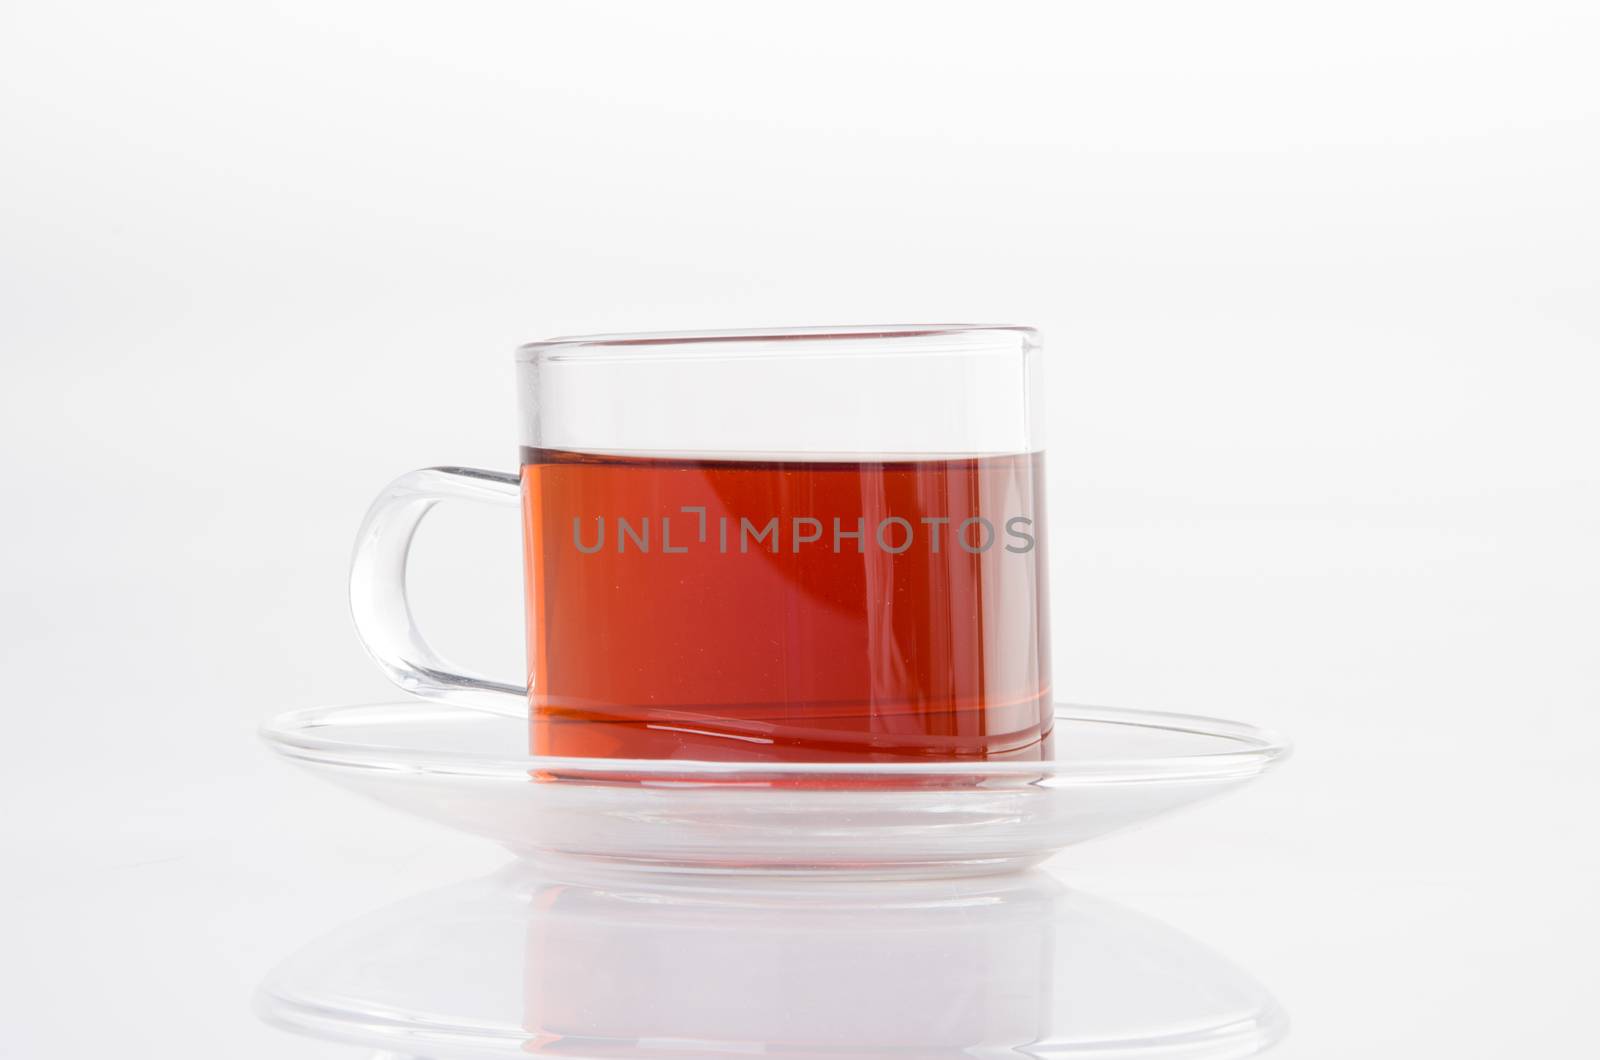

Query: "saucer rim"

xmin=260 ymin=702 xmax=1291 ymax=786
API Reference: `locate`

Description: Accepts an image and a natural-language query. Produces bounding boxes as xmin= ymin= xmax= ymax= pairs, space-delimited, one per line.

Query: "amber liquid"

xmin=520 ymin=448 xmax=1051 ymax=763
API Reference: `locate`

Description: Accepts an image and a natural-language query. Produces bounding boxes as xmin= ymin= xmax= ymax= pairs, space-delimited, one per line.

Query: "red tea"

xmin=520 ymin=448 xmax=1051 ymax=762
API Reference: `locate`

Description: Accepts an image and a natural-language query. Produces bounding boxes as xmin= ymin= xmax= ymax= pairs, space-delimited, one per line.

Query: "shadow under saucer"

xmin=258 ymin=859 xmax=1287 ymax=1058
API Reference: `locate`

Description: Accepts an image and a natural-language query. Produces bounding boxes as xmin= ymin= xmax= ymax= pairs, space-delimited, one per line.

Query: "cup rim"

xmin=515 ymin=324 xmax=1039 ymax=361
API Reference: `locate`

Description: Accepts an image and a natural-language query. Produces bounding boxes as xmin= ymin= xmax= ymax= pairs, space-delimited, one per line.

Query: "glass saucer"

xmin=257 ymin=861 xmax=1288 ymax=1058
xmin=260 ymin=702 xmax=1289 ymax=877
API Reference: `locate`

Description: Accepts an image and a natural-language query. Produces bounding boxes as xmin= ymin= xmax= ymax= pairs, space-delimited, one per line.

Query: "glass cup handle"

xmin=349 ymin=466 xmax=528 ymax=718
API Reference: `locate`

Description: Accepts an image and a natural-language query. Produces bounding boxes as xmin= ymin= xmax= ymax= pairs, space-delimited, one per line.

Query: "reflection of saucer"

xmin=262 ymin=702 xmax=1287 ymax=876
xmin=257 ymin=862 xmax=1287 ymax=1058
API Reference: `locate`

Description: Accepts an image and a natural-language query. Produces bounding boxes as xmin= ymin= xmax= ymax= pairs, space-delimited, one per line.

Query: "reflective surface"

xmin=259 ymin=860 xmax=1286 ymax=1058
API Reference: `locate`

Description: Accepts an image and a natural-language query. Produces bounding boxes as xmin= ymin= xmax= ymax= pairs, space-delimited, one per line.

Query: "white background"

xmin=2 ymin=2 xmax=1597 ymax=1056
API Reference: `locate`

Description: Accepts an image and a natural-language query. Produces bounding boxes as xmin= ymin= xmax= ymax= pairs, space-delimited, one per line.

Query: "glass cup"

xmin=351 ymin=325 xmax=1051 ymax=762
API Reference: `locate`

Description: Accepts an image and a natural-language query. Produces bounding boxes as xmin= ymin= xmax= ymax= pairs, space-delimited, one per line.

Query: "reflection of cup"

xmin=522 ymin=870 xmax=1056 ymax=1051
xmin=257 ymin=863 xmax=1287 ymax=1057
xmin=350 ymin=326 xmax=1052 ymax=764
